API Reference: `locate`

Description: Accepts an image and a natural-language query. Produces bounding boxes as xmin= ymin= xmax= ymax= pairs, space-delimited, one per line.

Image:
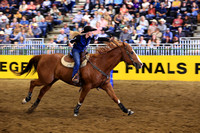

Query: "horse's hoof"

xmin=26 ymin=105 xmax=37 ymax=114
xmin=22 ymin=98 xmax=27 ymax=104
xmin=128 ymin=109 xmax=134 ymax=116
xmin=74 ymin=113 xmax=78 ymax=117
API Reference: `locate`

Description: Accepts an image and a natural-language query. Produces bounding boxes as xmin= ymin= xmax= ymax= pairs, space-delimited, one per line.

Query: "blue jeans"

xmin=72 ymin=49 xmax=81 ymax=78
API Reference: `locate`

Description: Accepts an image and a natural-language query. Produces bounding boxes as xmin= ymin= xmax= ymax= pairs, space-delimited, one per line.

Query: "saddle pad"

xmin=61 ymin=54 xmax=90 ymax=68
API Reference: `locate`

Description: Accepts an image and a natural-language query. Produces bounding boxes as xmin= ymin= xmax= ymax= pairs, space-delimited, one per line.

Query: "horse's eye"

xmin=131 ymin=51 xmax=133 ymax=54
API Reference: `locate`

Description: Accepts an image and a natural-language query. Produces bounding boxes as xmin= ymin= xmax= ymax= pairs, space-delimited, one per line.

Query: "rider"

xmin=69 ymin=26 xmax=97 ymax=84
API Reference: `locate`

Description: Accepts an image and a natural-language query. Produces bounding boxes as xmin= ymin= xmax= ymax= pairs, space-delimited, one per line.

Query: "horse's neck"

xmin=95 ymin=47 xmax=122 ymax=74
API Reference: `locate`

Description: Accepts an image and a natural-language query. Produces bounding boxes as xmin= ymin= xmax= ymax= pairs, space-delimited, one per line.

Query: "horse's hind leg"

xmin=27 ymin=79 xmax=58 ymax=113
xmin=102 ymin=83 xmax=134 ymax=116
xmin=22 ymin=79 xmax=43 ymax=104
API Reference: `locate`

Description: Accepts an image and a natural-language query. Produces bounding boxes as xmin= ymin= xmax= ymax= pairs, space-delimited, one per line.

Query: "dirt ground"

xmin=0 ymin=79 xmax=200 ymax=133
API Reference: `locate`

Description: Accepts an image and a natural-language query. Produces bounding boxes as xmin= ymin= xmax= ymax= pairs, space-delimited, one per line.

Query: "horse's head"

xmin=120 ymin=42 xmax=143 ymax=69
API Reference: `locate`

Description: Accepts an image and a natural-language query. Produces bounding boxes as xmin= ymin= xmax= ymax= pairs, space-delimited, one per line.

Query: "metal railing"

xmin=0 ymin=43 xmax=200 ymax=55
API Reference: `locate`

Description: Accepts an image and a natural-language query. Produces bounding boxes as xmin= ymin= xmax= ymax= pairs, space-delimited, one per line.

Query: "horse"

xmin=13 ymin=40 xmax=143 ymax=116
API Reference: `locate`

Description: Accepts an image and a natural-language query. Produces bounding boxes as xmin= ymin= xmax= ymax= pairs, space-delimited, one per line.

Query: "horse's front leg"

xmin=74 ymin=85 xmax=91 ymax=116
xmin=102 ymin=83 xmax=134 ymax=116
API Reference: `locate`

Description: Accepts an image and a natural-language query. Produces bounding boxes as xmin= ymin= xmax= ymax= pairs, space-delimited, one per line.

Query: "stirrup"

xmin=72 ymin=73 xmax=79 ymax=84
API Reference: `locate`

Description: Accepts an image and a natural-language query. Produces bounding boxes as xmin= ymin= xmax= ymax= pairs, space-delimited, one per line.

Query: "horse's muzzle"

xmin=135 ymin=63 xmax=143 ymax=69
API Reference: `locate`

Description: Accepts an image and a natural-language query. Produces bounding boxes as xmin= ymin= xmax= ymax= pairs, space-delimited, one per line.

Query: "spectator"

xmin=17 ymin=36 xmax=25 ymax=45
xmin=94 ymin=28 xmax=109 ymax=43
xmin=27 ymin=1 xmax=36 ymax=15
xmin=146 ymin=4 xmax=156 ymax=19
xmin=55 ymin=29 xmax=67 ymax=44
xmin=50 ymin=4 xmax=59 ymax=16
xmin=119 ymin=27 xmax=132 ymax=43
xmin=1 ymin=0 xmax=9 ymax=10
xmin=45 ymin=12 xmax=53 ymax=31
xmin=114 ymin=0 xmax=123 ymax=6
xmin=26 ymin=28 xmax=34 ymax=38
xmin=139 ymin=16 xmax=149 ymax=30
xmin=183 ymin=15 xmax=192 ymax=31
xmin=19 ymin=1 xmax=28 ymax=15
xmin=54 ymin=12 xmax=64 ymax=25
xmin=93 ymin=21 xmax=102 ymax=35
xmin=147 ymin=34 xmax=160 ymax=47
xmin=82 ymin=12 xmax=90 ymax=23
xmin=14 ymin=11 xmax=22 ymax=20
xmin=187 ymin=2 xmax=199 ymax=16
xmin=79 ymin=18 xmax=87 ymax=28
xmin=156 ymin=2 xmax=167 ymax=18
xmin=137 ymin=36 xmax=146 ymax=46
xmin=62 ymin=23 xmax=70 ymax=37
xmin=99 ymin=16 xmax=108 ymax=28
xmin=148 ymin=19 xmax=158 ymax=36
xmin=0 ymin=16 xmax=8 ymax=30
xmin=11 ymin=29 xmax=27 ymax=42
xmin=164 ymin=0 xmax=171 ymax=10
xmin=73 ymin=23 xmax=79 ymax=31
xmin=120 ymin=4 xmax=128 ymax=15
xmin=177 ymin=27 xmax=186 ymax=38
xmin=0 ymin=12 xmax=9 ymax=23
xmin=140 ymin=0 xmax=150 ymax=15
xmin=0 ymin=31 xmax=5 ymax=44
xmin=9 ymin=0 xmax=18 ymax=9
xmin=126 ymin=2 xmax=135 ymax=15
xmin=29 ymin=18 xmax=37 ymax=29
xmin=69 ymin=0 xmax=76 ymax=13
xmin=83 ymin=0 xmax=94 ymax=12
xmin=31 ymin=23 xmax=42 ymax=38
xmin=2 ymin=35 xmax=11 ymax=44
xmin=10 ymin=18 xmax=18 ymax=29
xmin=131 ymin=30 xmax=138 ymax=43
xmin=180 ymin=1 xmax=189 ymax=16
xmin=171 ymin=14 xmax=183 ymax=30
xmin=4 ymin=8 xmax=12 ymax=20
xmin=172 ymin=34 xmax=179 ymax=44
xmin=72 ymin=11 xmax=83 ymax=23
xmin=105 ymin=0 xmax=114 ymax=6
xmin=152 ymin=28 xmax=162 ymax=41
xmin=42 ymin=0 xmax=51 ymax=9
xmin=93 ymin=11 xmax=101 ymax=22
xmin=136 ymin=25 xmax=145 ymax=37
xmin=162 ymin=28 xmax=173 ymax=43
xmin=98 ymin=4 xmax=107 ymax=15
xmin=4 ymin=24 xmax=12 ymax=36
xmin=90 ymin=15 xmax=97 ymax=28
xmin=171 ymin=0 xmax=181 ymax=11
xmin=19 ymin=16 xmax=29 ymax=28
xmin=124 ymin=11 xmax=133 ymax=24
xmin=35 ymin=11 xmax=44 ymax=23
xmin=158 ymin=18 xmax=167 ymax=33
xmin=114 ymin=13 xmax=123 ymax=26
xmin=107 ymin=5 xmax=116 ymax=17
xmin=12 ymin=24 xmax=21 ymax=37
xmin=119 ymin=20 xmax=126 ymax=30
xmin=133 ymin=0 xmax=140 ymax=13
xmin=38 ymin=18 xmax=48 ymax=37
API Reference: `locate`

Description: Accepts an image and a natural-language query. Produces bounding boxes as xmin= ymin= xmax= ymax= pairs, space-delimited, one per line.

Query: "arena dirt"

xmin=0 ymin=79 xmax=200 ymax=133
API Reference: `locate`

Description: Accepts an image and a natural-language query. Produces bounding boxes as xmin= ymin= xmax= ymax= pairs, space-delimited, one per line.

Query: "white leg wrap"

xmin=78 ymin=102 xmax=82 ymax=106
xmin=22 ymin=98 xmax=27 ymax=104
xmin=118 ymin=99 xmax=121 ymax=104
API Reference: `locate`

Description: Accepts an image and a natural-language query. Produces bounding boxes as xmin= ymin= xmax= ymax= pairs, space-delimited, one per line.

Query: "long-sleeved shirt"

xmin=119 ymin=32 xmax=131 ymax=42
xmin=70 ymin=35 xmax=91 ymax=52
xmin=32 ymin=27 xmax=42 ymax=35
xmin=57 ymin=34 xmax=67 ymax=41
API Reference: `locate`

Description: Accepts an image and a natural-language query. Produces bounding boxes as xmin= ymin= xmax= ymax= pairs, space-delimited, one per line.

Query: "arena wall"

xmin=0 ymin=55 xmax=200 ymax=81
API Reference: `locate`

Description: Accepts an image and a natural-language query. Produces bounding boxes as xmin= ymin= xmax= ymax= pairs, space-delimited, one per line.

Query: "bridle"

xmin=114 ymin=41 xmax=137 ymax=67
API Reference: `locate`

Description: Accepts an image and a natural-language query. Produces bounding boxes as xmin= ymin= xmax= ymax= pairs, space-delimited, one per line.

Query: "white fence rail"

xmin=0 ymin=43 xmax=200 ymax=55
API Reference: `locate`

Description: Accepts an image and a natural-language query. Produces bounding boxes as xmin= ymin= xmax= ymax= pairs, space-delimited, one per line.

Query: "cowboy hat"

xmin=1 ymin=16 xmax=7 ymax=20
xmin=32 ymin=23 xmax=38 ymax=27
xmin=81 ymin=26 xmax=97 ymax=33
xmin=122 ymin=27 xmax=128 ymax=31
xmin=0 ymin=31 xmax=4 ymax=34
xmin=127 ymin=2 xmax=133 ymax=6
xmin=150 ymin=19 xmax=157 ymax=24
xmin=159 ymin=18 xmax=166 ymax=23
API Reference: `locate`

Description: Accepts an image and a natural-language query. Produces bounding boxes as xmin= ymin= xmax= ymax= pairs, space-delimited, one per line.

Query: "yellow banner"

xmin=0 ymin=55 xmax=200 ymax=81
xmin=113 ymin=56 xmax=200 ymax=81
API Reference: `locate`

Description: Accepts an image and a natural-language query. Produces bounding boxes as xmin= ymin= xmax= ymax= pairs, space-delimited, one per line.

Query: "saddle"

xmin=61 ymin=52 xmax=90 ymax=68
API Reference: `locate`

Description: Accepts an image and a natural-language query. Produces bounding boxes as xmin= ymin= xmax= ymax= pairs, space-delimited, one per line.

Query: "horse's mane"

xmin=96 ymin=39 xmax=123 ymax=54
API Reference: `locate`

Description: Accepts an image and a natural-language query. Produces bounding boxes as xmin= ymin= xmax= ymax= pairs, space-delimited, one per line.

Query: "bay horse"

xmin=14 ymin=40 xmax=143 ymax=116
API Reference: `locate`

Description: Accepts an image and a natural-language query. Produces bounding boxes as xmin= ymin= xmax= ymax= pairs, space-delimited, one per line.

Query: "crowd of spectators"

xmin=0 ymin=0 xmax=199 ymax=48
xmin=69 ymin=0 xmax=199 ymax=46
xmin=0 ymin=0 xmax=75 ymax=45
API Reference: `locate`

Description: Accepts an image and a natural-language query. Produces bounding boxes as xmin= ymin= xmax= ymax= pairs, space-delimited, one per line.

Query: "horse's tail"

xmin=12 ymin=55 xmax=42 ymax=76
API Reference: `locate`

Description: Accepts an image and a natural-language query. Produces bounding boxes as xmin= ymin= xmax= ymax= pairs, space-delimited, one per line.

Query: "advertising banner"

xmin=0 ymin=55 xmax=200 ymax=81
